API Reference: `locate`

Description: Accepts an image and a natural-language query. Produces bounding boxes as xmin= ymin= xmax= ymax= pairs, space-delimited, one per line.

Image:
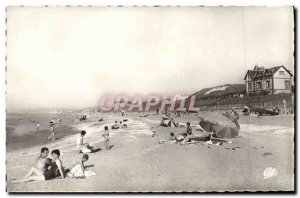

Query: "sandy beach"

xmin=6 ymin=112 xmax=294 ymax=192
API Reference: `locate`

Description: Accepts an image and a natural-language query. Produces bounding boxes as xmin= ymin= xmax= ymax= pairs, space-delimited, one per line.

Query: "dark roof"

xmin=244 ymin=65 xmax=293 ymax=80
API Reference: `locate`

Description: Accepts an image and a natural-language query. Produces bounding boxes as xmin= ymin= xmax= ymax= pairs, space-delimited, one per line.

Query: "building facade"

xmin=244 ymin=65 xmax=293 ymax=95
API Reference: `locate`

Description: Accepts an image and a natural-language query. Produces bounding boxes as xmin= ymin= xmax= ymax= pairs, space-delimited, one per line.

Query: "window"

xmin=285 ymin=80 xmax=290 ymax=90
xmin=279 ymin=71 xmax=284 ymax=75
xmin=266 ymin=81 xmax=270 ymax=89
xmin=256 ymin=82 xmax=262 ymax=90
xmin=248 ymin=83 xmax=252 ymax=91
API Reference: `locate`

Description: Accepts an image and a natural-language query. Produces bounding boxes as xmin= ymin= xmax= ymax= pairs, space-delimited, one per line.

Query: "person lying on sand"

xmin=159 ymin=132 xmax=177 ymax=144
xmin=22 ymin=147 xmax=52 ymax=179
xmin=12 ymin=149 xmax=65 ymax=183
xmin=119 ymin=121 xmax=127 ymax=128
xmin=111 ymin=121 xmax=119 ymax=129
xmin=103 ymin=126 xmax=110 ymax=150
xmin=179 ymin=133 xmax=198 ymax=145
xmin=76 ymin=131 xmax=94 ymax=153
xmin=66 ymin=154 xmax=89 ymax=179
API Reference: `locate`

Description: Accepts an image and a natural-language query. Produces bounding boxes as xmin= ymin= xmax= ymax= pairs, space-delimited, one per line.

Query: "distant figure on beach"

xmin=36 ymin=122 xmax=40 ymax=130
xmin=12 ymin=149 xmax=65 ymax=183
xmin=111 ymin=121 xmax=119 ymax=129
xmin=151 ymin=127 xmax=157 ymax=137
xmin=121 ymin=109 xmax=125 ymax=117
xmin=159 ymin=132 xmax=177 ymax=144
xmin=156 ymin=109 xmax=159 ymax=115
xmin=103 ymin=126 xmax=110 ymax=150
xmin=48 ymin=122 xmax=55 ymax=141
xmin=51 ymin=118 xmax=56 ymax=124
xmin=76 ymin=130 xmax=94 ymax=153
xmin=67 ymin=154 xmax=89 ymax=179
xmin=120 ymin=121 xmax=127 ymax=128
xmin=186 ymin=122 xmax=193 ymax=135
xmin=233 ymin=111 xmax=239 ymax=119
xmin=21 ymin=147 xmax=52 ymax=179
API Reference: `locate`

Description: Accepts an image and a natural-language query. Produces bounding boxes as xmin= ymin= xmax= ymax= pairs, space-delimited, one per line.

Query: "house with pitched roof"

xmin=244 ymin=65 xmax=293 ymax=95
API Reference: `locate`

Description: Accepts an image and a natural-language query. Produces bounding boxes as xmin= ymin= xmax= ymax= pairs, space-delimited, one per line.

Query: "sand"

xmin=6 ymin=112 xmax=294 ymax=192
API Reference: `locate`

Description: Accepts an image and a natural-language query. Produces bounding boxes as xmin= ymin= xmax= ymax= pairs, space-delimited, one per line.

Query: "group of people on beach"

xmin=76 ymin=124 xmax=113 ymax=153
xmin=32 ymin=118 xmax=61 ymax=141
xmin=12 ymin=147 xmax=90 ymax=183
xmin=12 ymin=120 xmax=121 ymax=183
xmin=111 ymin=120 xmax=127 ymax=129
xmin=158 ymin=122 xmax=200 ymax=145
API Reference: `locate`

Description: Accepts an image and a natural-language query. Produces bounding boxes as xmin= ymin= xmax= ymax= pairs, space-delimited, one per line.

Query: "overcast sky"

xmin=6 ymin=6 xmax=294 ymax=111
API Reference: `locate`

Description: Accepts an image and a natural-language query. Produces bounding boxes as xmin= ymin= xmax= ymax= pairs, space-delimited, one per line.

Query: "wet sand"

xmin=6 ymin=113 xmax=294 ymax=192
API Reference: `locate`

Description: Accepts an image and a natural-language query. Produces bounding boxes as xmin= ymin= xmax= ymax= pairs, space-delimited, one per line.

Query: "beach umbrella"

xmin=222 ymin=112 xmax=240 ymax=129
xmin=162 ymin=115 xmax=170 ymax=120
xmin=213 ymin=124 xmax=239 ymax=138
xmin=199 ymin=119 xmax=214 ymax=132
xmin=198 ymin=111 xmax=239 ymax=138
xmin=160 ymin=119 xmax=177 ymax=127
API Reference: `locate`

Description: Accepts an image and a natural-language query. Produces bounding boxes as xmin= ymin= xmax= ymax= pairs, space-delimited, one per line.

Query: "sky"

xmin=6 ymin=6 xmax=294 ymax=111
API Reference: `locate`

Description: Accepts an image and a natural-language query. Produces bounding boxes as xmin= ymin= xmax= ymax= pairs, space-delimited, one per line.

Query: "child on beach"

xmin=186 ymin=122 xmax=193 ymax=135
xmin=151 ymin=127 xmax=157 ymax=137
xmin=103 ymin=126 xmax=110 ymax=150
xmin=48 ymin=122 xmax=55 ymax=141
xmin=76 ymin=131 xmax=94 ymax=153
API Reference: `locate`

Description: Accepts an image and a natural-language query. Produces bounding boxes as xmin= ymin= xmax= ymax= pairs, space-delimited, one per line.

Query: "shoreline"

xmin=6 ymin=124 xmax=81 ymax=153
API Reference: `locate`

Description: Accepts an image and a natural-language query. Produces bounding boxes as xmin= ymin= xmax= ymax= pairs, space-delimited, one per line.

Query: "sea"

xmin=6 ymin=112 xmax=80 ymax=152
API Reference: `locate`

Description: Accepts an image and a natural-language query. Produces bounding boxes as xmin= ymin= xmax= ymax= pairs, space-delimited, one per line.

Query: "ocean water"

xmin=6 ymin=113 xmax=80 ymax=152
xmin=6 ymin=113 xmax=79 ymax=134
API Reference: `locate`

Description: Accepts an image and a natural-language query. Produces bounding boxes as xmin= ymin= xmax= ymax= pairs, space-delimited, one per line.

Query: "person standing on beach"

xmin=48 ymin=122 xmax=55 ymax=141
xmin=151 ymin=127 xmax=157 ymax=137
xmin=36 ymin=122 xmax=40 ymax=130
xmin=103 ymin=126 xmax=110 ymax=150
